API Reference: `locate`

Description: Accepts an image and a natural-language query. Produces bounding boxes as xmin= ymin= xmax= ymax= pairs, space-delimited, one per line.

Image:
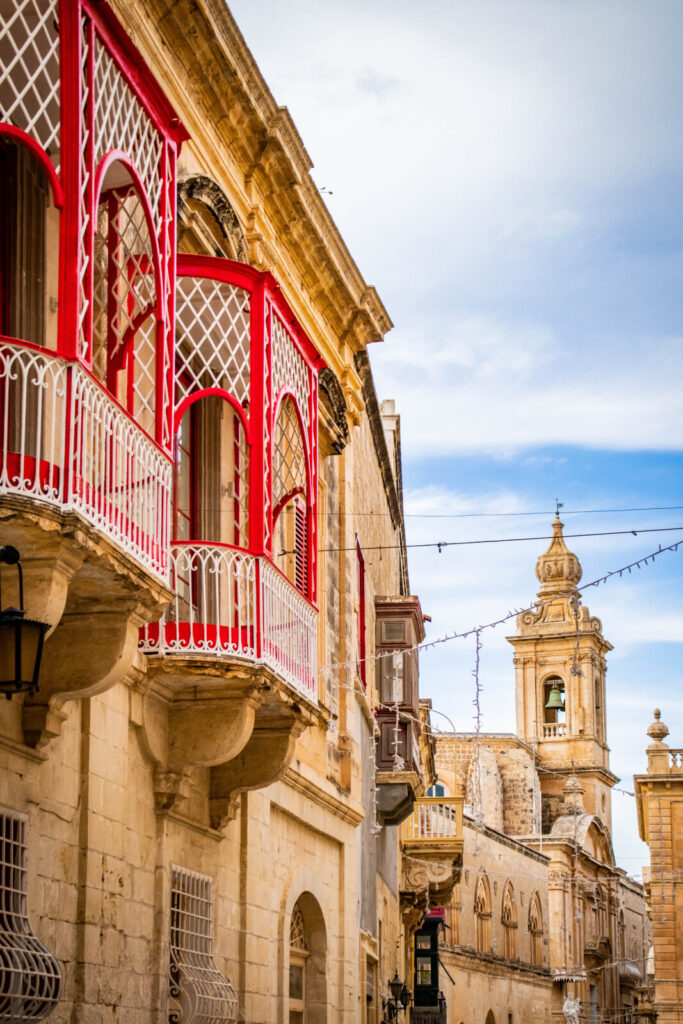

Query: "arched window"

xmin=543 ymin=674 xmax=566 ymax=725
xmin=502 ymin=882 xmax=517 ymax=960
xmin=427 ymin=780 xmax=450 ymax=797
xmin=528 ymin=892 xmax=543 ymax=967
xmin=92 ymin=160 xmax=159 ymax=438
xmin=485 ymin=1012 xmax=496 ymax=1024
xmin=289 ymin=902 xmax=308 ymax=1024
xmin=0 ymin=135 xmax=57 ymax=349
xmin=288 ymin=894 xmax=327 ymax=1024
xmin=175 ymin=396 xmax=249 ymax=547
xmin=273 ymin=396 xmax=309 ymax=596
xmin=474 ymin=874 xmax=491 ymax=954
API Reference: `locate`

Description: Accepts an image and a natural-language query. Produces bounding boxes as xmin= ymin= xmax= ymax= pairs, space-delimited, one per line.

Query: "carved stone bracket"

xmin=319 ymin=367 xmax=350 ymax=453
xmin=209 ymin=711 xmax=308 ymax=829
xmin=401 ymin=854 xmax=460 ymax=910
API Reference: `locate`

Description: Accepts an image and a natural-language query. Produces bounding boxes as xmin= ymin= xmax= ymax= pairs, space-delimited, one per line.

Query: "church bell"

xmin=545 ymin=684 xmax=565 ymax=712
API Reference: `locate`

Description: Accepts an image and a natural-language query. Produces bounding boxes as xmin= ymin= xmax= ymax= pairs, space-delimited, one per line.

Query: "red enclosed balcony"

xmin=139 ymin=256 xmax=322 ymax=704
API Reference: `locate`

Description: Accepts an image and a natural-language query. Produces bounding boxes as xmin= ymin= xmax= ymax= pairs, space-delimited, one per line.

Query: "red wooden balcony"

xmin=138 ymin=256 xmax=322 ymax=703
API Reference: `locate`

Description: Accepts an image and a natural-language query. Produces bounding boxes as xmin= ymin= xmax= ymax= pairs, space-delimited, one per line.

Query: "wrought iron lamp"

xmin=0 ymin=546 xmax=50 ymax=699
xmin=384 ymin=972 xmax=412 ymax=1020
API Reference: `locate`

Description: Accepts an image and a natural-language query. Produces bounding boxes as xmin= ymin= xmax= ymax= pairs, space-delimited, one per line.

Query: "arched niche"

xmin=177 ymin=175 xmax=248 ymax=261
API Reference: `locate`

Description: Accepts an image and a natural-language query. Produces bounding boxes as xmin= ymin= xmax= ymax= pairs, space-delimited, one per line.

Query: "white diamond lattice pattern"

xmin=175 ymin=277 xmax=251 ymax=408
xmin=273 ymin=397 xmax=307 ymax=508
xmin=0 ymin=0 xmax=60 ymax=166
xmin=271 ymin=312 xmax=310 ymax=437
xmin=0 ymin=809 xmax=62 ymax=1021
xmin=92 ymin=36 xmax=163 ymax=235
xmin=169 ymin=866 xmax=238 ymax=1024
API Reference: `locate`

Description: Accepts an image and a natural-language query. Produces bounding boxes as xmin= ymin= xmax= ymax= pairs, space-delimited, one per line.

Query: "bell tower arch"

xmin=507 ymin=516 xmax=618 ymax=833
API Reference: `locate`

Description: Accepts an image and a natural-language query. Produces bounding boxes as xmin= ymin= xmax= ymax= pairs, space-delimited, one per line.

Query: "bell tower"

xmin=507 ymin=517 xmax=618 ymax=833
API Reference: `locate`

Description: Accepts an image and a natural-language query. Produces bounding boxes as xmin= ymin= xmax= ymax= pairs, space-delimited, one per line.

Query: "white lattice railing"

xmin=0 ymin=341 xmax=171 ymax=580
xmin=542 ymin=722 xmax=567 ymax=739
xmin=259 ymin=557 xmax=317 ymax=701
xmin=402 ymin=798 xmax=463 ymax=843
xmin=139 ymin=544 xmax=257 ymax=658
xmin=140 ymin=547 xmax=317 ymax=703
xmin=69 ymin=366 xmax=171 ymax=578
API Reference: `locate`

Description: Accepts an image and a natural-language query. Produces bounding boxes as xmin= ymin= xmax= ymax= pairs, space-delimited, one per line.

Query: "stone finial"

xmin=561 ymin=774 xmax=585 ymax=815
xmin=647 ymin=708 xmax=669 ymax=745
xmin=535 ymin=516 xmax=582 ymax=597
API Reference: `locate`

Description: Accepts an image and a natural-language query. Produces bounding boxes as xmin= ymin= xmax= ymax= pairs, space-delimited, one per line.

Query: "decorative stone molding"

xmin=178 ymin=174 xmax=248 ymax=260
xmin=318 ymin=367 xmax=350 ymax=453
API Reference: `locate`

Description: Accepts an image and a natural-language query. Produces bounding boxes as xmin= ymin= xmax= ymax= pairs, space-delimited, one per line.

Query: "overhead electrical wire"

xmin=320 ymin=503 xmax=683 ymax=520
xmin=310 ymin=523 xmax=683 ymax=556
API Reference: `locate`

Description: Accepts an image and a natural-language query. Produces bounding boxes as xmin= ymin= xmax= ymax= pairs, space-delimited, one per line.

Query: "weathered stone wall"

xmin=441 ymin=819 xmax=552 ymax=1024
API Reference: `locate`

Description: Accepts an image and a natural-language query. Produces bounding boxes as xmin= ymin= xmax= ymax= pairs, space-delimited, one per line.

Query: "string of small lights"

xmin=310 ymin=523 xmax=683 ymax=557
xmin=319 ymin=535 xmax=683 ymax=677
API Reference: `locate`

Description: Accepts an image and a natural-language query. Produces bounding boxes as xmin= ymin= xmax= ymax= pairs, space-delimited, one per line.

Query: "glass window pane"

xmin=416 ymin=935 xmax=431 ymax=950
xmin=380 ymin=652 xmax=404 ymax=703
xmin=416 ymin=956 xmax=432 ymax=985
xmin=289 ymin=964 xmax=304 ymax=1000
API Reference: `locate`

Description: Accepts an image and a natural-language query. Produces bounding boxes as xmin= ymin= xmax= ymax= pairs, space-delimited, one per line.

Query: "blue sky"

xmin=228 ymin=0 xmax=683 ymax=870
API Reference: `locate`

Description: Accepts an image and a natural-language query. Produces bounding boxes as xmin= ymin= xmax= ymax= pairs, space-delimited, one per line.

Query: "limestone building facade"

xmin=0 ymin=2 xmax=463 ymax=1022
xmin=425 ymin=520 xmax=651 ymax=1024
xmin=634 ymin=710 xmax=683 ymax=1024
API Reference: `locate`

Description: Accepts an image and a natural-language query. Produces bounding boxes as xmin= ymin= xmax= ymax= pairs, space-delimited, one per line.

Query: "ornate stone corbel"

xmin=208 ymin=699 xmax=310 ymax=830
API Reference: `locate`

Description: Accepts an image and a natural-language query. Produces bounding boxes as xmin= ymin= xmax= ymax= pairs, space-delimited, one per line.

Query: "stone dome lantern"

xmin=535 ymin=515 xmax=582 ymax=598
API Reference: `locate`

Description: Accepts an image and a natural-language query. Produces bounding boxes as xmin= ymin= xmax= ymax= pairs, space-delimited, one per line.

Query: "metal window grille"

xmin=0 ymin=0 xmax=60 ymax=165
xmin=169 ymin=865 xmax=238 ymax=1024
xmin=0 ymin=808 xmax=62 ymax=1022
xmin=290 ymin=904 xmax=307 ymax=951
xmin=273 ymin=397 xmax=307 ymax=508
xmin=175 ymin=278 xmax=251 ymax=408
xmin=271 ymin=313 xmax=310 ymax=437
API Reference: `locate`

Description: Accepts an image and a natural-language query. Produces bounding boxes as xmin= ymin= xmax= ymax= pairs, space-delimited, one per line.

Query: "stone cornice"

xmin=463 ymin=816 xmax=550 ymax=864
xmin=441 ymin=945 xmax=552 ymax=981
xmin=282 ymin=766 xmax=365 ymax=826
xmin=116 ymin=0 xmax=393 ymax=358
xmin=353 ymin=350 xmax=403 ymax=529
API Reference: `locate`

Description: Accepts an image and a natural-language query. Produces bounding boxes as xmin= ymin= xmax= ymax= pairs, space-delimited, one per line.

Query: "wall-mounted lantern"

xmin=0 ymin=546 xmax=50 ymax=699
xmin=383 ymin=971 xmax=412 ymax=1020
